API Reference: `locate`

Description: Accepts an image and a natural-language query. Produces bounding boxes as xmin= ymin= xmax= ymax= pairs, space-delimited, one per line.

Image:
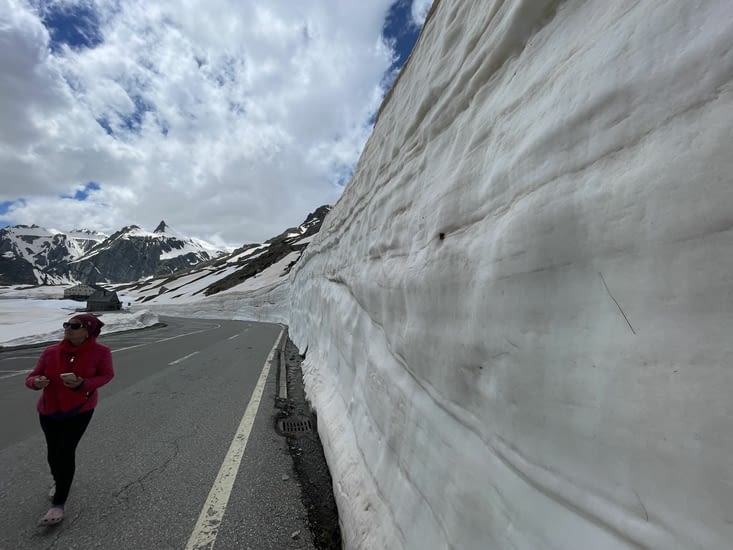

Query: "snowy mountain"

xmin=122 ymin=205 xmax=331 ymax=303
xmin=0 ymin=221 xmax=226 ymax=285
xmin=0 ymin=225 xmax=107 ymax=285
xmin=67 ymin=221 xmax=226 ymax=284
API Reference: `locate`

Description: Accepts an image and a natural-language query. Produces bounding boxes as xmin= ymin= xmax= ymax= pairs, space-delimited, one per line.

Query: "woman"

xmin=25 ymin=313 xmax=114 ymax=526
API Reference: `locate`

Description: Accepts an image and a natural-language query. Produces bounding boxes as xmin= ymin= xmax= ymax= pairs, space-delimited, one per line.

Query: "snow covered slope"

xmin=122 ymin=206 xmax=330 ymax=320
xmin=67 ymin=221 xmax=226 ymax=283
xmin=288 ymin=1 xmax=733 ymax=549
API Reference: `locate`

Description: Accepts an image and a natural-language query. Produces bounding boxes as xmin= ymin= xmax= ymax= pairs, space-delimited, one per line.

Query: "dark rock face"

xmin=65 ymin=227 xmax=223 ymax=283
xmin=0 ymin=255 xmax=37 ymax=285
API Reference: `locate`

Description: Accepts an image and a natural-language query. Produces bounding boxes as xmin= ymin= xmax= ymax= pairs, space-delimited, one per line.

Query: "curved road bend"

xmin=0 ymin=316 xmax=316 ymax=550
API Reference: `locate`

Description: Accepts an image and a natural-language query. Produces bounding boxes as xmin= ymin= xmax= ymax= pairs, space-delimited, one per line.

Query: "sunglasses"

xmin=63 ymin=322 xmax=85 ymax=330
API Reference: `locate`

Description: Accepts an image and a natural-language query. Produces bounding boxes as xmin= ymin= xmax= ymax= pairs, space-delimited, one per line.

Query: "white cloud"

xmin=0 ymin=0 xmax=409 ymax=246
xmin=410 ymin=0 xmax=433 ymax=27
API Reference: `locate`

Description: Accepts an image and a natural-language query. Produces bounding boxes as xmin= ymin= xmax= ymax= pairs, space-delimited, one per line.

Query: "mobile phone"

xmin=60 ymin=372 xmax=77 ymax=382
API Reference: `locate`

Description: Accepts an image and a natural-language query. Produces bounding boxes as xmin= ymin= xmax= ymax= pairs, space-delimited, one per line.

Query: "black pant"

xmin=39 ymin=409 xmax=94 ymax=506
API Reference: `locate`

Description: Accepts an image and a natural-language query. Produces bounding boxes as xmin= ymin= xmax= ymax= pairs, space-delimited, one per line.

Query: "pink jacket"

xmin=25 ymin=340 xmax=114 ymax=416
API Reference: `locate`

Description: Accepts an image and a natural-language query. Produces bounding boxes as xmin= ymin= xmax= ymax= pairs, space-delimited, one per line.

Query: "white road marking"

xmin=0 ymin=355 xmax=39 ymax=362
xmin=1 ymin=323 xmax=229 ymax=378
xmin=0 ymin=329 xmax=217 ymax=380
xmin=227 ymin=334 xmax=239 ymax=340
xmin=169 ymin=351 xmax=200 ymax=365
xmin=156 ymin=324 xmax=221 ymax=342
xmin=185 ymin=327 xmax=283 ymax=550
xmin=0 ymin=369 xmax=31 ymax=380
xmin=113 ymin=324 xmax=222 ymax=353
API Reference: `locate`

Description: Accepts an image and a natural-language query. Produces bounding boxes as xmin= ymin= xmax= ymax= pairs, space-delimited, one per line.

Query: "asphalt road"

xmin=0 ymin=316 xmax=316 ymax=550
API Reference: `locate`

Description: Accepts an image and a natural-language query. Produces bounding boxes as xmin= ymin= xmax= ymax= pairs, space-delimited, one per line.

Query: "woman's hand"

xmin=33 ymin=376 xmax=50 ymax=389
xmin=61 ymin=375 xmax=84 ymax=389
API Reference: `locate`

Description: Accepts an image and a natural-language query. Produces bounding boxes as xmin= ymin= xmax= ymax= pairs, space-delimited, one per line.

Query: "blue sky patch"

xmin=383 ymin=1 xmax=422 ymax=73
xmin=96 ymin=117 xmax=114 ymax=135
xmin=0 ymin=200 xmax=14 ymax=216
xmin=37 ymin=0 xmax=103 ymax=53
xmin=63 ymin=181 xmax=100 ymax=201
xmin=96 ymin=96 xmax=154 ymax=135
xmin=0 ymin=199 xmax=24 ymax=228
xmin=0 ymin=200 xmax=16 ymax=228
xmin=122 ymin=95 xmax=154 ymax=132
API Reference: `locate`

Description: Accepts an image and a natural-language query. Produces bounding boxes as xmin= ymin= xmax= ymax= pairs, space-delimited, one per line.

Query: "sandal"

xmin=38 ymin=506 xmax=64 ymax=526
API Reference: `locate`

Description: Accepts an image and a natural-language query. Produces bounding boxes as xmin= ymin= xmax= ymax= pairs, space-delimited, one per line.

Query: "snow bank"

xmin=139 ymin=279 xmax=290 ymax=326
xmin=289 ymin=1 xmax=733 ymax=548
xmin=0 ymin=304 xmax=160 ymax=348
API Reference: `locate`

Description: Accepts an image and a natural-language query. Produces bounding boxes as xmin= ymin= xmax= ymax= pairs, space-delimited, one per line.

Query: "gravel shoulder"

xmin=276 ymin=335 xmax=342 ymax=550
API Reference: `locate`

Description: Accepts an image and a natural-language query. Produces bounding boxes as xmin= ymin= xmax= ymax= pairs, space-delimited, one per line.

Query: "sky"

xmin=0 ymin=0 xmax=433 ymax=248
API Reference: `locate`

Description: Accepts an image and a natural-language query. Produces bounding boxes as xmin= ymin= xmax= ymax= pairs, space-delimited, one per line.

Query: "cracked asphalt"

xmin=0 ymin=318 xmax=338 ymax=550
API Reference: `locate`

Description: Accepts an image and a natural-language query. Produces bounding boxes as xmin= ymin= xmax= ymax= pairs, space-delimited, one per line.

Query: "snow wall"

xmin=146 ymin=281 xmax=290 ymax=326
xmin=288 ymin=1 xmax=733 ymax=549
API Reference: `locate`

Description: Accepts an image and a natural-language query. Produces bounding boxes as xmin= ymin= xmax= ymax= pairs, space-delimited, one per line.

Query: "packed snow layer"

xmin=289 ymin=1 xmax=733 ymax=549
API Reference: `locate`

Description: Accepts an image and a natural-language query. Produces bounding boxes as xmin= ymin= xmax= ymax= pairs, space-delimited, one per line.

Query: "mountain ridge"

xmin=0 ymin=221 xmax=223 ymax=285
xmin=124 ymin=204 xmax=332 ymax=302
xmin=0 ymin=206 xmax=331 ymax=290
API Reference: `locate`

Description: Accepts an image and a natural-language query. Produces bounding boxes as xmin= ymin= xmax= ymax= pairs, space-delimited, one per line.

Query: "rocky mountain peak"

xmin=154 ymin=220 xmax=168 ymax=233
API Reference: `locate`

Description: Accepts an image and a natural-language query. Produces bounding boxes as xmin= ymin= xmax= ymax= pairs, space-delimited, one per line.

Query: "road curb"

xmin=275 ymin=336 xmax=342 ymax=550
xmin=277 ymin=324 xmax=289 ymax=400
